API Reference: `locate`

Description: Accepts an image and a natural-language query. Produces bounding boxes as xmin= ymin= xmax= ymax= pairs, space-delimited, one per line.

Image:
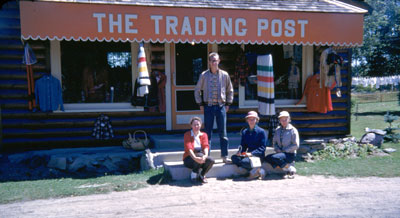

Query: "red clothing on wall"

xmin=183 ymin=131 xmax=210 ymax=160
xmin=296 ymin=74 xmax=334 ymax=114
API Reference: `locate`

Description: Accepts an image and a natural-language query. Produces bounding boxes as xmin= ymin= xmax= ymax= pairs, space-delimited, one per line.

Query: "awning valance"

xmin=20 ymin=1 xmax=365 ymax=46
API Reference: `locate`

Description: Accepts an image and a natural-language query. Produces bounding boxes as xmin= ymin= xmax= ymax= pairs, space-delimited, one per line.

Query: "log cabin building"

xmin=0 ymin=0 xmax=370 ymax=151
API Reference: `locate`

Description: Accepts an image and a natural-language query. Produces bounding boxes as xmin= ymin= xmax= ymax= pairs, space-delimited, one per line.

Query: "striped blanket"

xmin=257 ymin=54 xmax=275 ymax=116
xmin=137 ymin=44 xmax=150 ymax=96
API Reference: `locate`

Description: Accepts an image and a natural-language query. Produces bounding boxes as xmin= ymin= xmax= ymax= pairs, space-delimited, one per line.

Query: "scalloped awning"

xmin=20 ymin=1 xmax=366 ymax=47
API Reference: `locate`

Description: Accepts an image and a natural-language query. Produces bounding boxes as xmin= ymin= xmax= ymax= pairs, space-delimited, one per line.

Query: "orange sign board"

xmin=20 ymin=1 xmax=364 ymax=46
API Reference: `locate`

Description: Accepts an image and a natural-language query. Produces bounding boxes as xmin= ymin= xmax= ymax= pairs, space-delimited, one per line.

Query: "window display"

xmin=61 ymin=41 xmax=132 ymax=104
xmin=234 ymin=44 xmax=302 ymax=101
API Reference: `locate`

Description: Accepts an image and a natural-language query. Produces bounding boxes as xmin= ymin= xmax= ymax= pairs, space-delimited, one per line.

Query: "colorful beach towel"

xmin=257 ymin=54 xmax=275 ymax=116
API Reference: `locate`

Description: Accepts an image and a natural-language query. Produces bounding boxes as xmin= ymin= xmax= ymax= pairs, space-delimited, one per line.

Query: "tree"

xmin=352 ymin=0 xmax=400 ymax=76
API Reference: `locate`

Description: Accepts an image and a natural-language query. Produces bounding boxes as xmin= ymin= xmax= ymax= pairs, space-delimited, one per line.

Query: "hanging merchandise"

xmin=192 ymin=58 xmax=202 ymax=84
xmin=92 ymin=114 xmax=114 ymax=140
xmin=22 ymin=43 xmax=37 ymax=111
xmin=35 ymin=74 xmax=64 ymax=112
xmin=288 ymin=58 xmax=300 ymax=99
xmin=137 ymin=43 xmax=151 ymax=97
xmin=147 ymin=72 xmax=159 ymax=112
xmin=154 ymin=70 xmax=166 ymax=113
xmin=319 ymin=48 xmax=343 ymax=90
xmin=234 ymin=49 xmax=250 ymax=87
xmin=257 ymin=54 xmax=275 ymax=116
xmin=267 ymin=114 xmax=279 ymax=146
xmin=131 ymin=75 xmax=158 ymax=108
xmin=296 ymin=74 xmax=334 ymax=114
xmin=282 ymin=45 xmax=294 ymax=59
xmin=131 ymin=78 xmax=147 ymax=107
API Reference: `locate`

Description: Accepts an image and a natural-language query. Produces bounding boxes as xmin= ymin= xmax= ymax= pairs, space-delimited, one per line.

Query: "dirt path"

xmin=2 ymin=175 xmax=400 ymax=218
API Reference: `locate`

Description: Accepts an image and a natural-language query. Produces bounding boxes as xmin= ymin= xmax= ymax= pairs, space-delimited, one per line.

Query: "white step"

xmin=164 ymin=160 xmax=286 ymax=181
xmin=152 ymin=148 xmax=239 ymax=167
xmin=153 ymin=147 xmax=275 ymax=167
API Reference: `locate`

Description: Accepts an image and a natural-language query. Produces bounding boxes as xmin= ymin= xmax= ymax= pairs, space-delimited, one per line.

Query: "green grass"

xmin=0 ymin=168 xmax=167 ymax=204
xmin=297 ymin=100 xmax=400 ymax=177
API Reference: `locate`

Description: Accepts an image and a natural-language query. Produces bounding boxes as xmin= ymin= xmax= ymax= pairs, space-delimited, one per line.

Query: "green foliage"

xmin=312 ymin=141 xmax=378 ymax=161
xmin=352 ymin=0 xmax=400 ymax=76
xmin=383 ymin=111 xmax=400 ymax=142
xmin=384 ymin=111 xmax=399 ymax=128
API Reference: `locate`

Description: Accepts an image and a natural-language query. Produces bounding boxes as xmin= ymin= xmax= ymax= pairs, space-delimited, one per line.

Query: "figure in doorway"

xmin=288 ymin=58 xmax=300 ymax=99
xmin=82 ymin=64 xmax=109 ymax=103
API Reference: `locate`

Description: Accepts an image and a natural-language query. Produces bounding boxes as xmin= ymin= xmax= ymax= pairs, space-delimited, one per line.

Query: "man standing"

xmin=195 ymin=52 xmax=234 ymax=163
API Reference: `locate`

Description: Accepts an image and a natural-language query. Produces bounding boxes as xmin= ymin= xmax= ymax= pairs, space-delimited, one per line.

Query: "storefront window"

xmin=242 ymin=44 xmax=302 ymax=100
xmin=61 ymin=41 xmax=132 ymax=104
xmin=175 ymin=43 xmax=208 ymax=86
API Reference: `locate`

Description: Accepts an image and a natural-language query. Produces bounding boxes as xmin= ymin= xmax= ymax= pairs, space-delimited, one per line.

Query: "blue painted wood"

xmin=298 ymin=126 xmax=348 ymax=132
xmin=0 ymin=28 xmax=20 ymax=37
xmin=0 ymin=89 xmax=27 ymax=95
xmin=292 ymin=118 xmax=347 ymax=124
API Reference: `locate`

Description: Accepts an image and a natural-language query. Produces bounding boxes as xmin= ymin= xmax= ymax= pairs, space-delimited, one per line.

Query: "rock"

xmin=28 ymin=155 xmax=47 ymax=169
xmin=335 ymin=143 xmax=346 ymax=150
xmin=140 ymin=149 xmax=155 ymax=171
xmin=303 ymin=139 xmax=324 ymax=145
xmin=365 ymin=127 xmax=387 ymax=135
xmin=383 ymin=148 xmax=397 ymax=153
xmin=329 ymin=139 xmax=339 ymax=144
xmin=298 ymin=145 xmax=311 ymax=154
xmin=47 ymin=156 xmax=67 ymax=170
xmin=372 ymin=151 xmax=390 ymax=157
xmin=68 ymin=156 xmax=89 ymax=172
xmin=85 ymin=163 xmax=99 ymax=173
xmin=8 ymin=153 xmax=31 ymax=164
xmin=360 ymin=132 xmax=384 ymax=148
xmin=103 ymin=159 xmax=119 ymax=172
xmin=301 ymin=153 xmax=314 ymax=162
xmin=310 ymin=143 xmax=326 ymax=150
xmin=342 ymin=137 xmax=351 ymax=142
xmin=91 ymin=160 xmax=100 ymax=166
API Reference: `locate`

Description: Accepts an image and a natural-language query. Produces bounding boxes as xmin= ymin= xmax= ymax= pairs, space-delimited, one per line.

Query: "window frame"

xmin=50 ymin=40 xmax=143 ymax=112
xmin=237 ymin=45 xmax=312 ymax=109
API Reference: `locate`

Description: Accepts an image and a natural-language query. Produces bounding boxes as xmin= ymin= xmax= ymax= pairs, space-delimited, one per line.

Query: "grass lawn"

xmin=296 ymin=100 xmax=400 ymax=177
xmin=0 ymin=168 xmax=167 ymax=204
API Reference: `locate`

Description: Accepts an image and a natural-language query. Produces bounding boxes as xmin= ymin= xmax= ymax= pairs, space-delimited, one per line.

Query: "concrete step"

xmin=164 ymin=160 xmax=287 ymax=181
xmin=152 ymin=147 xmax=275 ymax=167
xmin=152 ymin=148 xmax=238 ymax=167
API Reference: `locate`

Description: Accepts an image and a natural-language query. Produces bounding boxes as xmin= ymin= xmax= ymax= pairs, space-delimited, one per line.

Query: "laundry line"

xmin=352 ymin=75 xmax=400 ymax=89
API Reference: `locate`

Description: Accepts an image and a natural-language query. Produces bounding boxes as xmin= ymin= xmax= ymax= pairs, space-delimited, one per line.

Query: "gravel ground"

xmin=1 ymin=175 xmax=400 ymax=218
